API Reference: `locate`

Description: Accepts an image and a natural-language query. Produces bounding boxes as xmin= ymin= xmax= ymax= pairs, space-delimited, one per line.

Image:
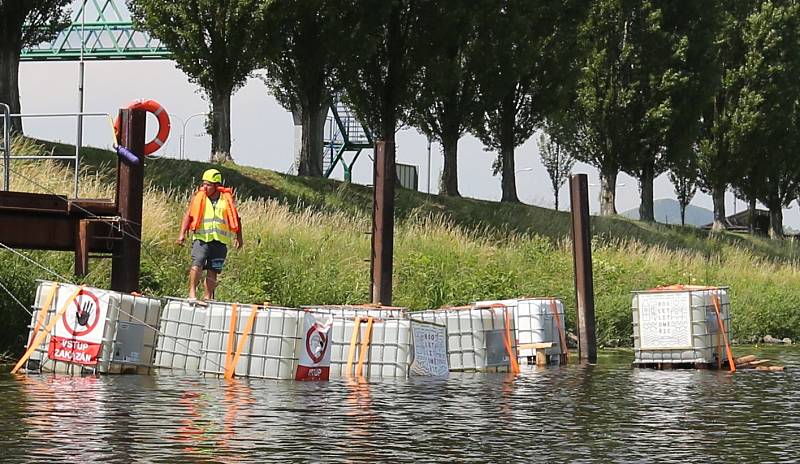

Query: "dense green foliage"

xmin=2 ymin=139 xmax=800 ymax=355
xmin=130 ymin=1 xmax=800 ymax=235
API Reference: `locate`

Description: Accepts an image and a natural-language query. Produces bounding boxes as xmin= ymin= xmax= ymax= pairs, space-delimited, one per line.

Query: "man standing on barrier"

xmin=176 ymin=168 xmax=243 ymax=303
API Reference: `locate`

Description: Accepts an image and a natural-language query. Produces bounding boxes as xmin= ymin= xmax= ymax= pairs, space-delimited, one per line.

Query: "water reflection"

xmin=0 ymin=347 xmax=797 ymax=462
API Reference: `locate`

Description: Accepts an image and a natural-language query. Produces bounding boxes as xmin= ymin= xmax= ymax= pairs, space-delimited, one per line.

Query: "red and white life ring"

xmin=114 ymin=99 xmax=171 ymax=156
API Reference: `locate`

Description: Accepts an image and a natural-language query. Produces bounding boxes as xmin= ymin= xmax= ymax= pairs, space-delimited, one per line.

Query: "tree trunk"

xmin=554 ymin=190 xmax=560 ymax=211
xmin=439 ymin=129 xmax=460 ymax=197
xmin=599 ymin=169 xmax=618 ymax=216
xmin=769 ymin=202 xmax=784 ymax=239
xmin=638 ymin=164 xmax=655 ymax=222
xmin=680 ymin=202 xmax=686 ymax=226
xmin=500 ymin=144 xmax=518 ymax=202
xmin=711 ymin=185 xmax=726 ymax=231
xmin=499 ymin=99 xmax=518 ymax=203
xmin=0 ymin=42 xmax=23 ymax=133
xmin=748 ymin=197 xmax=757 ymax=234
xmin=209 ymin=89 xmax=233 ymax=163
xmin=298 ymin=104 xmax=326 ymax=177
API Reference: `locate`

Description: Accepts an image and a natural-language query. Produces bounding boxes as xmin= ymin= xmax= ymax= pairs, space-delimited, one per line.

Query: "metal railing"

xmin=0 ymin=111 xmax=112 ymax=198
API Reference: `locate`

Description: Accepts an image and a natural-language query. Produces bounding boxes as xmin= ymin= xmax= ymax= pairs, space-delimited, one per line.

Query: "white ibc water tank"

xmin=632 ymin=286 xmax=731 ymax=365
xmin=413 ymin=306 xmax=517 ymax=372
xmin=25 ymin=281 xmax=161 ymax=375
xmin=199 ymin=303 xmax=303 ymax=380
xmin=476 ymin=298 xmax=568 ymax=364
xmin=153 ymin=298 xmax=207 ymax=371
xmin=327 ymin=316 xmax=413 ymax=378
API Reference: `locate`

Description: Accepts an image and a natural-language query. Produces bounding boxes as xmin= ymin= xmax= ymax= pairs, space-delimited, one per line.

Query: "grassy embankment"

xmin=1 ymin=136 xmax=800 ymax=354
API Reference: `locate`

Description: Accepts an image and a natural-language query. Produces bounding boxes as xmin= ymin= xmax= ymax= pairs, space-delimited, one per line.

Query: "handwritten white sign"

xmin=410 ymin=321 xmax=449 ymax=376
xmin=638 ymin=292 xmax=692 ymax=349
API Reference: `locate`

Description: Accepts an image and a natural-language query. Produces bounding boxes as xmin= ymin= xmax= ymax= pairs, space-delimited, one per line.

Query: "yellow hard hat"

xmin=202 ymin=168 xmax=222 ymax=184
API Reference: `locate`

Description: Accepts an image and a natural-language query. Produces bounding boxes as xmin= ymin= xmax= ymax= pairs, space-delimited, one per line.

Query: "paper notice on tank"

xmin=638 ymin=292 xmax=692 ymax=349
xmin=410 ymin=321 xmax=449 ymax=376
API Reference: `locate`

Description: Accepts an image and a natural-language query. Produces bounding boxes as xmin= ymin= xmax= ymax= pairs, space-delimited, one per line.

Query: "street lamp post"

xmin=515 ymin=168 xmax=533 ymax=204
xmin=426 ymin=135 xmax=432 ymax=195
xmin=180 ymin=112 xmax=208 ymax=160
xmin=169 ymin=113 xmax=185 ymax=158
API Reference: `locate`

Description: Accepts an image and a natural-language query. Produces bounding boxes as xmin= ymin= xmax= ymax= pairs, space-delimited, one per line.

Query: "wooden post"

xmin=111 ymin=108 xmax=145 ymax=293
xmin=370 ymin=141 xmax=395 ymax=305
xmin=569 ymin=174 xmax=597 ymax=363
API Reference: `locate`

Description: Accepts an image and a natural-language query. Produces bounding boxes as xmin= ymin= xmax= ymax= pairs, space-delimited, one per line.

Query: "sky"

xmin=16 ymin=0 xmax=800 ymax=228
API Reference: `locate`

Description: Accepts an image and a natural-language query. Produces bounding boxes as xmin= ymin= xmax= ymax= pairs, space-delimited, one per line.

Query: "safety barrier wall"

xmin=151 ymin=302 xmax=420 ymax=379
xmin=632 ymin=286 xmax=731 ymax=365
xmin=476 ymin=298 xmax=567 ymax=364
xmin=153 ymin=298 xmax=207 ymax=371
xmin=412 ymin=306 xmax=517 ymax=372
xmin=25 ymin=281 xmax=161 ymax=375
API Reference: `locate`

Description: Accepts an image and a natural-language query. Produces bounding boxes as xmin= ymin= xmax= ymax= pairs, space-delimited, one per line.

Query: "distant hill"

xmin=621 ymin=199 xmax=713 ymax=227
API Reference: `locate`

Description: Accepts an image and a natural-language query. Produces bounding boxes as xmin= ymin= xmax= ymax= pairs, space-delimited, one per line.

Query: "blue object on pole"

xmin=116 ymin=146 xmax=139 ymax=165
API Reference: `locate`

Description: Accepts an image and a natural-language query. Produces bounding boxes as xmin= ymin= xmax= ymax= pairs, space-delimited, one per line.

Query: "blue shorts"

xmin=191 ymin=240 xmax=228 ymax=272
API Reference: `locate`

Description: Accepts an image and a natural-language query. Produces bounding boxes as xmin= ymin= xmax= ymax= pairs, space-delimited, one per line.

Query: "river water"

xmin=0 ymin=347 xmax=798 ymax=463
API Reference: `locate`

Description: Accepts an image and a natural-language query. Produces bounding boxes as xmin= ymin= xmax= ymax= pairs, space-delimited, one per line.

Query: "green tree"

xmin=130 ymin=0 xmax=269 ymax=163
xmin=668 ymin=156 xmax=698 ymax=227
xmin=730 ymin=0 xmax=800 ymax=238
xmin=338 ymin=1 xmax=435 ymax=142
xmin=470 ymin=0 xmax=584 ymax=203
xmin=260 ymin=0 xmax=355 ymax=177
xmin=0 ymin=1 xmax=71 ymax=133
xmin=630 ymin=1 xmax=718 ymax=222
xmin=561 ymin=0 xmax=640 ymax=215
xmin=565 ymin=0 xmax=716 ymax=218
xmin=696 ymin=0 xmax=755 ymax=230
xmin=406 ymin=1 xmax=480 ymax=197
xmin=539 ymin=129 xmax=576 ymax=211
xmin=334 ymin=0 xmax=438 ymax=304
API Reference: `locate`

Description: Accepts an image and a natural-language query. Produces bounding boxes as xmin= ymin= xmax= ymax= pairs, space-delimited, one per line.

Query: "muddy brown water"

xmin=0 ymin=346 xmax=798 ymax=462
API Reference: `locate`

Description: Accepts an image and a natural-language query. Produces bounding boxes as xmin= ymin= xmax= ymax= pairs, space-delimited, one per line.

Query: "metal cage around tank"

xmin=632 ymin=286 xmax=732 ymax=366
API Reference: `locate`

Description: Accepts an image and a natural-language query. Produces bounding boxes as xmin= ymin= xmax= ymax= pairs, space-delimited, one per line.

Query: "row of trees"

xmin=3 ymin=1 xmax=800 ymax=237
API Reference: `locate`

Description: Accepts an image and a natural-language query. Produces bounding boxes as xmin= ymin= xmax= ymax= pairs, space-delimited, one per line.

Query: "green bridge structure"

xmin=19 ymin=0 xmax=393 ymax=184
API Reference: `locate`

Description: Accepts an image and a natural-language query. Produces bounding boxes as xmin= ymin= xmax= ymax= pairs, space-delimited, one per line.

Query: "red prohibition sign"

xmin=305 ymin=324 xmax=328 ymax=364
xmin=62 ymin=290 xmax=101 ymax=337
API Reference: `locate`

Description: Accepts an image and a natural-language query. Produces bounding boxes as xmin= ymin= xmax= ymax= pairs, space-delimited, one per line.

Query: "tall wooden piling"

xmin=570 ymin=174 xmax=597 ymax=363
xmin=111 ymin=108 xmax=145 ymax=293
xmin=370 ymin=141 xmax=396 ymax=305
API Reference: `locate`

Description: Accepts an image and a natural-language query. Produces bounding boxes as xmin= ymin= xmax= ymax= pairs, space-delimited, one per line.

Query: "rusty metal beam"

xmin=370 ymin=141 xmax=395 ymax=305
xmin=0 ymin=191 xmax=69 ymax=214
xmin=0 ymin=212 xmax=118 ymax=252
xmin=110 ymin=108 xmax=145 ymax=293
xmin=569 ymin=174 xmax=597 ymax=363
xmin=0 ymin=191 xmax=117 ymax=217
xmin=75 ymin=219 xmax=89 ymax=276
